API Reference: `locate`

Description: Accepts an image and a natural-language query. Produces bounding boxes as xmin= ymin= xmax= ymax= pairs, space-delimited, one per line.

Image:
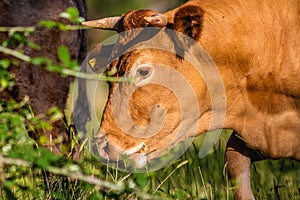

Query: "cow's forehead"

xmin=112 ymin=32 xmax=190 ymax=70
xmin=112 ymin=28 xmax=180 ymax=56
xmin=88 ymin=27 xmax=198 ymax=77
xmin=116 ymin=48 xmax=180 ymax=75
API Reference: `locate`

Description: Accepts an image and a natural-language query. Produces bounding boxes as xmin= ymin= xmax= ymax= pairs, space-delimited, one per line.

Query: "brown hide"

xmin=82 ymin=0 xmax=299 ymax=199
xmin=0 ymin=0 xmax=87 ymax=153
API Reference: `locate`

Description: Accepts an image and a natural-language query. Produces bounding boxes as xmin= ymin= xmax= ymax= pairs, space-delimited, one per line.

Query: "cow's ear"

xmin=173 ymin=5 xmax=204 ymax=41
xmin=123 ymin=10 xmax=168 ymax=29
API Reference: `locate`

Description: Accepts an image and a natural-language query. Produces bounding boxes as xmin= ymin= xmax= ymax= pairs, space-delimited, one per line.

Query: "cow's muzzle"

xmin=95 ymin=135 xmax=148 ymax=168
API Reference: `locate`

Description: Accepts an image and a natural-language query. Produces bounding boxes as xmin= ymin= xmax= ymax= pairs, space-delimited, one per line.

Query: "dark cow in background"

xmin=0 ymin=0 xmax=87 ymax=153
xmin=81 ymin=0 xmax=300 ymax=199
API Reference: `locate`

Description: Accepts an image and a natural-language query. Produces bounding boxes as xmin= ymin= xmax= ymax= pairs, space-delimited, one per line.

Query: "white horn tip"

xmin=81 ymin=17 xmax=122 ymax=30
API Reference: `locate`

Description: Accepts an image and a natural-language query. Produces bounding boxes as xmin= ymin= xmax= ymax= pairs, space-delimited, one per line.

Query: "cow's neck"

xmin=192 ymin=2 xmax=254 ymax=134
xmin=193 ymin=0 xmax=300 ymax=158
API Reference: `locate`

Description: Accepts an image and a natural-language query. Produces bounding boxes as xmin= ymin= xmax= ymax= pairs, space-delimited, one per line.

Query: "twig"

xmin=0 ymin=156 xmax=124 ymax=191
xmin=0 ymin=25 xmax=86 ymax=33
xmin=61 ymin=68 xmax=132 ymax=82
xmin=48 ymin=166 xmax=124 ymax=191
xmin=0 ymin=46 xmax=31 ymax=62
xmin=0 ymin=156 xmax=32 ymax=167
xmin=0 ymin=26 xmax=35 ymax=33
xmin=0 ymin=45 xmax=132 ymax=82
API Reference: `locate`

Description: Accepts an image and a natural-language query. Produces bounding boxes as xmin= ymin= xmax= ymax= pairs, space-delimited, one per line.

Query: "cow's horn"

xmin=81 ymin=16 xmax=122 ymax=31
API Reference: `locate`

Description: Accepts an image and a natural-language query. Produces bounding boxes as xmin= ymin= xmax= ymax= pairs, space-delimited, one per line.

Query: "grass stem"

xmin=198 ymin=165 xmax=210 ymax=200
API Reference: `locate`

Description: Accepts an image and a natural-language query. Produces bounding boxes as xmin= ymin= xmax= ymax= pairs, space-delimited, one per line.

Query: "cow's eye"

xmin=137 ymin=68 xmax=151 ymax=77
xmin=133 ymin=64 xmax=154 ymax=86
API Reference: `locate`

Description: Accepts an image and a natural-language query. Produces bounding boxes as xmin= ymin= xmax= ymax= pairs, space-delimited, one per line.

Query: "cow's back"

xmin=194 ymin=0 xmax=300 ymax=96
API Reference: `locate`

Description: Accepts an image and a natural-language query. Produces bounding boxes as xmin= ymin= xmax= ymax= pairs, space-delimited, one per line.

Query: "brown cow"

xmin=81 ymin=0 xmax=299 ymax=199
xmin=0 ymin=0 xmax=87 ymax=153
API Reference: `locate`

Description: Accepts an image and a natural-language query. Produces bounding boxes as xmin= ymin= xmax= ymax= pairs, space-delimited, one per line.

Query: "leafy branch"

xmin=0 ymin=155 xmax=124 ymax=191
xmin=0 ymin=7 xmax=86 ymax=37
xmin=0 ymin=6 xmax=132 ymax=200
xmin=0 ymin=6 xmax=133 ymax=83
xmin=0 ymin=45 xmax=130 ymax=82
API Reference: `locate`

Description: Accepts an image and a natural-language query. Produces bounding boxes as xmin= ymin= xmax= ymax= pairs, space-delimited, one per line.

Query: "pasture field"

xmin=1 ymin=129 xmax=299 ymax=200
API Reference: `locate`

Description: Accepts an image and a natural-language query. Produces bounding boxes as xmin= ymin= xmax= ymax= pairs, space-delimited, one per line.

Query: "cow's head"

xmin=81 ymin=5 xmax=226 ymax=171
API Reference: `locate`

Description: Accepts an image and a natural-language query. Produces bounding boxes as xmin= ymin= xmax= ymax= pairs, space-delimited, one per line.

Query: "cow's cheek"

xmin=128 ymin=85 xmax=183 ymax=157
xmin=98 ymin=101 xmax=143 ymax=160
xmin=99 ymin=83 xmax=182 ymax=161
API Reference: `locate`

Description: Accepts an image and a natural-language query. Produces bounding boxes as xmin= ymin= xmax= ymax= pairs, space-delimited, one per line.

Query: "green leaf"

xmin=69 ymin=60 xmax=79 ymax=70
xmin=31 ymin=57 xmax=52 ymax=65
xmin=59 ymin=7 xmax=84 ymax=23
xmin=47 ymin=107 xmax=63 ymax=122
xmin=67 ymin=7 xmax=79 ymax=19
xmin=47 ymin=64 xmax=62 ymax=72
xmin=38 ymin=20 xmax=58 ymax=29
xmin=58 ymin=45 xmax=70 ymax=66
xmin=0 ymin=79 xmax=8 ymax=89
xmin=27 ymin=41 xmax=41 ymax=50
xmin=12 ymin=32 xmax=25 ymax=42
xmin=57 ymin=23 xmax=68 ymax=31
xmin=0 ymin=59 xmax=11 ymax=69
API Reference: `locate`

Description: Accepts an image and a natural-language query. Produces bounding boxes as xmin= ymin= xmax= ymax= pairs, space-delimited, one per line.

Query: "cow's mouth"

xmin=94 ymin=134 xmax=194 ymax=172
xmin=95 ymin=136 xmax=148 ymax=168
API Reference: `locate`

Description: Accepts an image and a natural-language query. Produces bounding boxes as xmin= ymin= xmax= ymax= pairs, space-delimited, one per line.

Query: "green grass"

xmin=1 ymin=130 xmax=299 ymax=200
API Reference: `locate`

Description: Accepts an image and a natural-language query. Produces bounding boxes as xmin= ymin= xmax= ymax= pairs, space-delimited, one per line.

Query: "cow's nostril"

xmin=98 ymin=143 xmax=109 ymax=160
xmin=103 ymin=142 xmax=109 ymax=153
xmin=95 ymin=136 xmax=109 ymax=159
